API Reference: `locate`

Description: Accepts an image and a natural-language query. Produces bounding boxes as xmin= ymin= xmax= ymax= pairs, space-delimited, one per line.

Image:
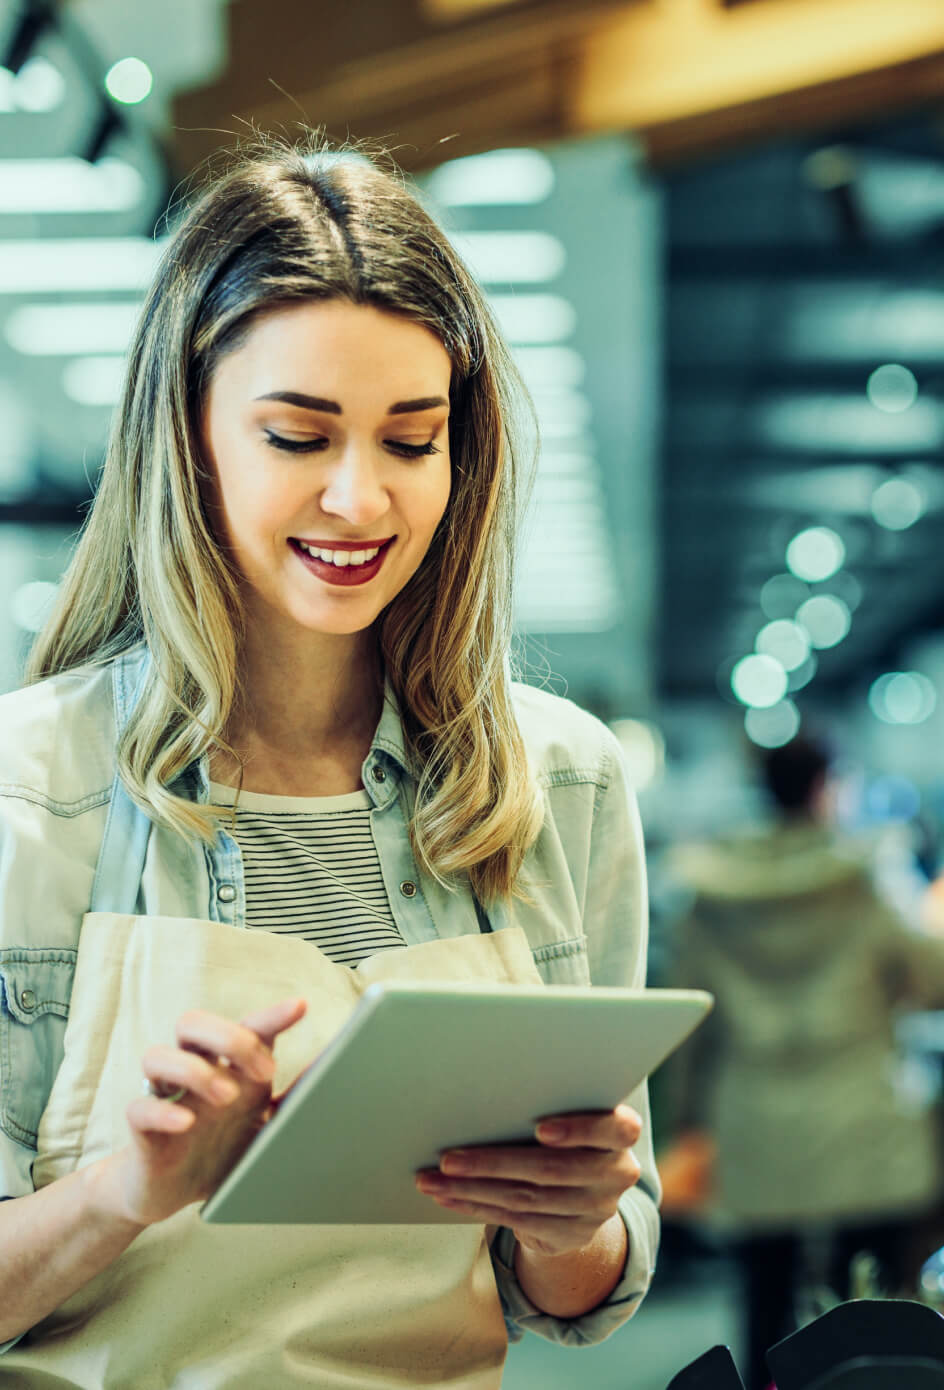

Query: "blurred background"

xmin=3 ymin=0 xmax=944 ymax=1384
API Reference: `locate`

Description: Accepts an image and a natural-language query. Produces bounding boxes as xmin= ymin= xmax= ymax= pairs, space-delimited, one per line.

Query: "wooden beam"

xmin=169 ymin=0 xmax=944 ymax=177
xmin=572 ymin=0 xmax=944 ymax=165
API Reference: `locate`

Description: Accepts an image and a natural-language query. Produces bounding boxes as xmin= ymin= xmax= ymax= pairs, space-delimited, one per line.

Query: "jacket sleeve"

xmin=490 ymin=727 xmax=661 ymax=1347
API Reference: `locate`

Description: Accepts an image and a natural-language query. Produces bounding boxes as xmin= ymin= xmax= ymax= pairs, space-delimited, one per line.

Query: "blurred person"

xmin=0 ymin=137 xmax=658 ymax=1387
xmin=662 ymin=733 xmax=944 ymax=1390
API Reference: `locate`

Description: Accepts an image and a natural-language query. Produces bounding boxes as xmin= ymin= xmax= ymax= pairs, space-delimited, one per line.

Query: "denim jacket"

xmin=0 ymin=646 xmax=659 ymax=1351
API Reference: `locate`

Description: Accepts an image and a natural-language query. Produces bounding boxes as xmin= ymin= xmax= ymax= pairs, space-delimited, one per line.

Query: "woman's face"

xmin=201 ymin=299 xmax=453 ymax=642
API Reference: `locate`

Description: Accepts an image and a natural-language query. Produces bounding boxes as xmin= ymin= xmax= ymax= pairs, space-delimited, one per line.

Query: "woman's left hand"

xmin=415 ymin=1104 xmax=642 ymax=1256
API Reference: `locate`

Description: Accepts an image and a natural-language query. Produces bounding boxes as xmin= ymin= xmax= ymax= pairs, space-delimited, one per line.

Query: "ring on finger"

xmin=141 ymin=1077 xmax=188 ymax=1103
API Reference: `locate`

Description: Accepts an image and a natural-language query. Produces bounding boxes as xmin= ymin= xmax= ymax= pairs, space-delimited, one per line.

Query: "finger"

xmin=142 ymin=1044 xmax=241 ymax=1108
xmin=423 ymin=1193 xmax=596 ymax=1248
xmin=416 ymin=1173 xmax=613 ymax=1219
xmin=127 ymin=1095 xmax=196 ymax=1135
xmin=240 ymin=997 xmax=308 ymax=1047
xmin=436 ymin=1143 xmax=618 ymax=1188
xmin=533 ymin=1105 xmax=642 ymax=1151
xmin=175 ymin=1010 xmax=282 ymax=1083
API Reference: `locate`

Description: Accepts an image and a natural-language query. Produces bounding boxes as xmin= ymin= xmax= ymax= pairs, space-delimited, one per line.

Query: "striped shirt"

xmin=209 ymin=782 xmax=406 ymax=967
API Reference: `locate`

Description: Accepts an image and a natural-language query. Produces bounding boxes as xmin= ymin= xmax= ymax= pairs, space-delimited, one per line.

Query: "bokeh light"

xmin=755 ymin=619 xmax=810 ymax=672
xmin=796 ymin=594 xmax=851 ymax=649
xmin=785 ymin=527 xmax=845 ymax=583
xmin=731 ymin=654 xmax=788 ymax=708
xmin=871 ymin=476 xmax=924 ymax=531
xmin=104 ymin=57 xmax=153 ymax=105
xmin=866 ymin=363 xmax=918 ymax=414
xmin=745 ymin=700 xmax=800 ymax=749
xmin=868 ymin=671 xmax=937 ymax=725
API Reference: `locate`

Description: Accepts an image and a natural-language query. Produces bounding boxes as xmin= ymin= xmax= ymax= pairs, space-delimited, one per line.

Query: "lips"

xmin=288 ymin=536 xmax=394 ymax=587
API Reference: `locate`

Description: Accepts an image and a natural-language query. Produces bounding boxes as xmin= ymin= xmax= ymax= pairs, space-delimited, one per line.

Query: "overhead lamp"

xmin=426 ymin=149 xmax=554 ymax=207
xmin=450 ymin=231 xmax=565 ymax=284
xmin=489 ymin=294 xmax=576 ymax=345
xmin=0 ymin=237 xmax=164 ymax=292
xmin=62 ymin=355 xmax=126 ymax=406
xmin=3 ymin=3 xmax=54 ymax=74
xmin=6 ymin=301 xmax=142 ymax=355
xmin=513 ymin=346 xmax=585 ymax=392
xmin=785 ymin=526 xmax=845 ymax=583
xmin=0 ymin=157 xmax=143 ymax=213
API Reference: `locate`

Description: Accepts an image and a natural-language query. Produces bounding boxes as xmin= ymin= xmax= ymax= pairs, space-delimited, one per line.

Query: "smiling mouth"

xmin=287 ymin=536 xmax=394 ymax=585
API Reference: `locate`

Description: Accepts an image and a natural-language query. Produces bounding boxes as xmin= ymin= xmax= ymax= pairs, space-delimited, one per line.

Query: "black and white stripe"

xmin=210 ymin=783 xmax=405 ymax=967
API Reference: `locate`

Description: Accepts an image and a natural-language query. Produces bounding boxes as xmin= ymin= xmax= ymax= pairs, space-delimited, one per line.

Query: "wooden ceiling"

xmin=170 ymin=0 xmax=944 ymax=176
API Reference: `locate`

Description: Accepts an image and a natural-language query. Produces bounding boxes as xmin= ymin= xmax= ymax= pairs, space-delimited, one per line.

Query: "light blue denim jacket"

xmin=0 ymin=646 xmax=660 ymax=1355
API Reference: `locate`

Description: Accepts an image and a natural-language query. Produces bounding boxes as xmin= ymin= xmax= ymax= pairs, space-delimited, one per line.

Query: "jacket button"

xmin=19 ymin=989 xmax=37 ymax=1011
xmin=371 ymin=766 xmax=386 ymax=783
xmin=217 ymin=883 xmax=237 ymax=904
xmin=399 ymin=880 xmax=417 ymax=898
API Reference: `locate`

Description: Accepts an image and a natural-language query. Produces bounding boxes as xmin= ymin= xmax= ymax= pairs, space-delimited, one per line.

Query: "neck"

xmin=217 ymin=620 xmax=383 ymax=790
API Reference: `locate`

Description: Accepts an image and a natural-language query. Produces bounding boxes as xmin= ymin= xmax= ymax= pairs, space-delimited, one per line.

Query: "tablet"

xmin=201 ymin=981 xmax=712 ymax=1225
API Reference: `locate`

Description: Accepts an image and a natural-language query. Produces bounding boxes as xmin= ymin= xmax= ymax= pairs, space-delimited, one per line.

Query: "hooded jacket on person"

xmin=667 ymin=820 xmax=944 ymax=1229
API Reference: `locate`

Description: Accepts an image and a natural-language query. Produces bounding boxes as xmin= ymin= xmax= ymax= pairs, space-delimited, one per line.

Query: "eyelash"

xmin=263 ymin=430 xmax=441 ymax=460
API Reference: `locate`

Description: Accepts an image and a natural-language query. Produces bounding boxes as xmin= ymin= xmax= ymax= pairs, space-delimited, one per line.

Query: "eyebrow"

xmin=253 ymin=391 xmax=448 ymax=416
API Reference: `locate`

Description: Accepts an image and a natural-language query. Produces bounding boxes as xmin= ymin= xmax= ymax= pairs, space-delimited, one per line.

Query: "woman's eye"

xmin=385 ymin=440 xmax=442 ymax=459
xmin=263 ymin=430 xmax=328 ymax=454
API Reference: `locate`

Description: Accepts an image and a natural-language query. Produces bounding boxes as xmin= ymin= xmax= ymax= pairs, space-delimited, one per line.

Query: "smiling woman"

xmin=0 ymin=136 xmax=660 ymax=1389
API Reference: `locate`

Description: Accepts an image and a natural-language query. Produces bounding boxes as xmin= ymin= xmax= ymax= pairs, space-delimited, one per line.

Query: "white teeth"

xmin=297 ymin=542 xmax=382 ymax=566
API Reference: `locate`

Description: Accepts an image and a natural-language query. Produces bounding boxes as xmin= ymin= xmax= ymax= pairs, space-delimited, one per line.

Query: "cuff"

xmin=488 ymin=1182 xmax=659 ymax=1347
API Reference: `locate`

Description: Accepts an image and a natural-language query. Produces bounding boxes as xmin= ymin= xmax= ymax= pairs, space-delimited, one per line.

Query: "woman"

xmin=0 ymin=139 xmax=659 ymax=1388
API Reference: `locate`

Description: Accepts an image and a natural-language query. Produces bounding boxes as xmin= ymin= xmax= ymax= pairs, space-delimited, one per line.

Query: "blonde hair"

xmin=26 ymin=136 xmax=544 ymax=903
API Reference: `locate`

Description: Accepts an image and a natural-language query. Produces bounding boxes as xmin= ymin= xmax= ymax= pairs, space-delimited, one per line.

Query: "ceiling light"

xmin=871 ymin=476 xmax=924 ymax=530
xmin=62 ymin=355 xmax=125 ymax=406
xmin=868 ymin=671 xmax=936 ymax=725
xmin=745 ymin=700 xmax=800 ymax=749
xmin=0 ymin=237 xmax=164 ymax=292
xmin=104 ymin=57 xmax=153 ymax=105
xmin=867 ymin=363 xmax=918 ymax=414
xmin=513 ymin=346 xmax=585 ymax=392
xmin=755 ymin=619 xmax=810 ymax=672
xmin=0 ymin=157 xmax=143 ymax=213
xmin=6 ymin=301 xmax=142 ymax=356
xmin=426 ymin=148 xmax=554 ymax=206
xmin=786 ymin=526 xmax=845 ymax=582
xmin=0 ymin=56 xmax=65 ymax=112
xmin=796 ymin=594 xmax=851 ymax=649
xmin=489 ymin=294 xmax=577 ymax=344
xmin=731 ymin=654 xmax=788 ymax=708
xmin=450 ymin=231 xmax=565 ymax=284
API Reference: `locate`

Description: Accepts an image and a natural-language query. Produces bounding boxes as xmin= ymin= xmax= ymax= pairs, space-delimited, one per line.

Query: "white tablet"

xmin=201 ymin=981 xmax=712 ymax=1225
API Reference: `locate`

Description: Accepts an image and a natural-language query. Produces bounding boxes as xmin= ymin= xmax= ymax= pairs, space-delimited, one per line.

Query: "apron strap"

xmin=89 ymin=649 xmax=153 ymax=915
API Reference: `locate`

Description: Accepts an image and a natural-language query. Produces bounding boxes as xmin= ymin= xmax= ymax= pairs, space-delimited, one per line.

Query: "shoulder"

xmin=510 ymin=681 xmax=623 ymax=791
xmin=0 ymin=662 xmax=116 ymax=813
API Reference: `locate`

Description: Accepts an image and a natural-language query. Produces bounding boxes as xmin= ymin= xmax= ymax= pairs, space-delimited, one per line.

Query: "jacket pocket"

xmin=531 ymin=934 xmax=591 ymax=986
xmin=0 ymin=949 xmax=76 ymax=1147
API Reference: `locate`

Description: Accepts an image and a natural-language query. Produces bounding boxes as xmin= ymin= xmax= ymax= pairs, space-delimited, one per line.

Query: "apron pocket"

xmin=530 ymin=934 xmax=590 ymax=985
xmin=0 ymin=949 xmax=76 ymax=1146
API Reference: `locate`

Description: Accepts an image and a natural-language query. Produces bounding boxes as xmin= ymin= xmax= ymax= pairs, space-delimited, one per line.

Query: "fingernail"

xmin=537 ymin=1121 xmax=566 ymax=1142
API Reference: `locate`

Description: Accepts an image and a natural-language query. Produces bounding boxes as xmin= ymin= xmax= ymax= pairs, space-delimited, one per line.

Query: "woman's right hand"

xmin=99 ymin=996 xmax=308 ymax=1227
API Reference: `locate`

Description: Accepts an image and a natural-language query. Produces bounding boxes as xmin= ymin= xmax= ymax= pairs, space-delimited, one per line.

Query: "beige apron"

xmin=5 ymin=911 xmax=544 ymax=1389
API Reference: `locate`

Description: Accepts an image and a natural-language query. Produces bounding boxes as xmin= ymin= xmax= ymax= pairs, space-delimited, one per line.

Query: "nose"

xmin=319 ymin=442 xmax=390 ymax=527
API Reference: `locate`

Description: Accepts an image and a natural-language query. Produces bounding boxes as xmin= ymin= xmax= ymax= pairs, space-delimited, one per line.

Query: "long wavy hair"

xmin=26 ymin=136 xmax=544 ymax=903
